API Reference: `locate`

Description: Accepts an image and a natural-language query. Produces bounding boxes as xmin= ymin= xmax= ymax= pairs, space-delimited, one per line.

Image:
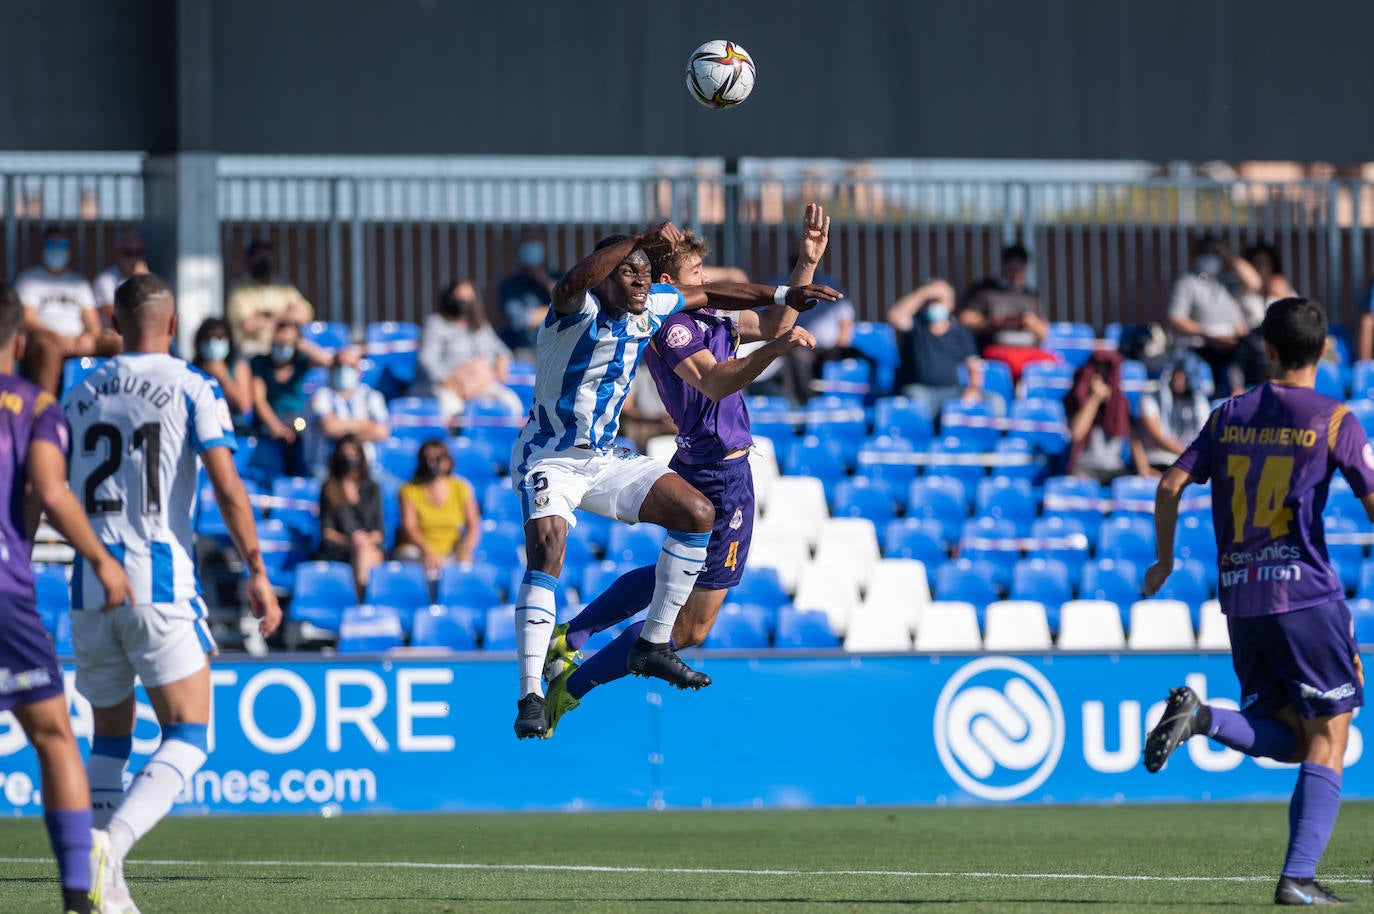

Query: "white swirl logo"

xmin=933 ymin=657 xmax=1065 ymax=801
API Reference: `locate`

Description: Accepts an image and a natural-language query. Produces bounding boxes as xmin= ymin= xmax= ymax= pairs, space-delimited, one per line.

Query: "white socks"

xmin=515 ymin=570 xmax=559 ymax=696
xmin=107 ymin=725 xmax=208 ymax=859
xmin=640 ymin=531 xmax=709 ymax=644
xmin=88 ymin=735 xmax=131 ymax=829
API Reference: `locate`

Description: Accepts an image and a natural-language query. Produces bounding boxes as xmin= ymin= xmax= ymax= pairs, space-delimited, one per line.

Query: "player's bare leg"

xmin=671 ymin=587 xmax=729 ymax=649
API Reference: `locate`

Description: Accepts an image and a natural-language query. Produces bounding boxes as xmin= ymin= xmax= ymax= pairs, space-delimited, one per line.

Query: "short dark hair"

xmin=0 ymin=283 xmax=24 ymax=344
xmin=245 ymin=238 xmax=273 ymax=258
xmin=114 ymin=273 xmax=174 ymax=324
xmin=1244 ymin=241 xmax=1283 ymax=274
xmin=1261 ymin=297 xmax=1326 ymax=371
xmin=42 ymin=224 xmax=69 ymax=241
xmin=643 ymin=230 xmax=710 ymax=281
xmin=1193 ymin=234 xmax=1226 ymax=258
xmin=594 ymin=233 xmax=633 ymax=252
xmin=1001 ymin=243 xmax=1029 ymax=264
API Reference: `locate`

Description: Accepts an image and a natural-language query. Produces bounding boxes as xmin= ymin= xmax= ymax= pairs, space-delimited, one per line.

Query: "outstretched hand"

xmin=1143 ymin=561 xmax=1172 ymax=598
xmin=776 ymin=326 xmax=816 ymax=352
xmin=785 ymin=284 xmax=841 ymax=312
xmin=798 ymin=203 xmax=830 ymax=267
xmin=640 ymin=221 xmax=684 ymax=250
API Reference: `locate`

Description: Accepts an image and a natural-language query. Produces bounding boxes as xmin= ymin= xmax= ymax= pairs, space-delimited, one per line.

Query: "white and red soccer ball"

xmin=685 ymin=39 xmax=756 ymax=110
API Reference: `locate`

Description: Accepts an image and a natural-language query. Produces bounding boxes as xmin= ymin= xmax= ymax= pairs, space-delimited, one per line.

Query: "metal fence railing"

xmin=5 ymin=157 xmax=1374 ymax=336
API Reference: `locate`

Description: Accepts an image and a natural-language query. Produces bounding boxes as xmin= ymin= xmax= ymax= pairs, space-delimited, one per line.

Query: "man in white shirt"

xmin=308 ymin=345 xmax=390 ymax=471
xmin=14 ymin=225 xmax=121 ymax=394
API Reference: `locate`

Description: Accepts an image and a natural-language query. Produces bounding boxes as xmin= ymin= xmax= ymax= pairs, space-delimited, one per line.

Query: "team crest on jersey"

xmin=635 ymin=315 xmax=652 ymax=334
xmin=665 ymin=324 xmax=693 ymax=349
xmin=729 ymin=508 xmax=744 ymax=530
xmin=534 ymin=494 xmax=550 ymax=509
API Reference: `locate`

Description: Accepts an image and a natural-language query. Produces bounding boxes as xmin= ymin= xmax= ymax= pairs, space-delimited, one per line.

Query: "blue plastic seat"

xmin=606 ymin=525 xmax=664 ymax=565
xmin=1006 ymin=398 xmax=1069 ymax=455
xmin=803 ymin=396 xmax=867 ymax=461
xmin=1020 ymin=360 xmax=1074 ymax=401
xmin=1109 ymin=476 xmax=1158 ymax=517
xmin=480 ymin=479 xmax=522 ymax=525
xmin=856 ymin=434 xmax=920 ymax=487
xmin=33 ymin=563 xmax=70 ymax=634
xmin=850 ymin=322 xmax=900 ymax=395
xmin=747 ymin=395 xmax=799 ymax=447
xmin=958 ymin=516 xmax=1021 ymax=566
xmin=1175 ymin=514 xmax=1217 ymax=567
xmin=374 ymin=437 xmax=422 ymax=482
xmin=831 ymin=477 xmax=897 ymax=526
xmin=992 ymin=437 xmax=1048 ymax=485
xmin=336 ymin=604 xmax=404 ymax=653
xmin=1027 ymin=516 xmax=1090 ymax=579
xmin=703 ymin=602 xmax=771 ymax=649
xmin=1325 ymin=476 xmax=1364 ymax=523
xmin=364 ymin=562 xmax=433 ymax=633
xmin=303 ymin=320 xmax=352 ymax=354
xmin=435 ymin=564 xmax=503 ymax=609
xmin=579 ymin=560 xmax=639 ymax=603
xmin=256 ymin=518 xmax=297 ymax=582
xmin=956 ymin=360 xmax=1014 ymax=408
xmin=1315 ymin=360 xmax=1347 ymax=399
xmin=883 ymin=517 xmax=949 ymax=566
xmin=925 ymin=436 xmax=988 ymax=489
xmin=291 ymin=561 xmax=358 ymax=634
xmin=1322 ymin=516 xmax=1363 ymax=593
xmin=818 ymin=358 xmax=871 ymax=403
xmin=932 ymin=558 xmax=1001 ymax=614
xmin=728 ymin=567 xmax=790 ymax=611
xmin=783 ymin=435 xmax=849 ymax=490
xmin=1010 ymin=558 xmax=1073 ymax=621
xmin=447 ymin=438 xmax=498 ymax=489
xmin=907 ymin=475 xmax=969 ymax=543
xmin=1079 ymin=558 xmax=1140 ymax=621
xmin=938 ymin=399 xmax=1000 ymax=449
xmin=270 ymin=475 xmax=321 ymax=543
xmin=364 ymin=321 xmax=421 ymax=386
xmin=1351 ymin=598 xmax=1374 ymax=645
xmin=389 ymin=397 xmax=449 ymax=442
xmin=1347 ymin=398 xmax=1374 ymax=441
xmin=410 ymin=604 xmax=479 ymax=650
xmin=1042 ymin=475 xmax=1106 ymax=541
xmin=1120 ymin=359 xmax=1149 ymax=413
xmin=1153 ymin=558 xmax=1212 ymax=622
xmin=774 ymin=606 xmax=840 ymax=648
xmin=975 ymin=477 xmax=1037 ymax=534
xmin=1096 ymin=515 xmax=1156 ymax=566
xmin=1352 ymin=361 xmax=1374 ymax=401
xmin=1044 ymin=323 xmax=1096 ymax=368
xmin=873 ymin=396 xmax=935 ymax=444
xmin=482 ymin=605 xmax=518 ymax=651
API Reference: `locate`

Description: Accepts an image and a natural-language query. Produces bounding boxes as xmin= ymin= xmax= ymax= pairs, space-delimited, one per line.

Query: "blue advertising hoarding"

xmin=0 ymin=652 xmax=1365 ymax=815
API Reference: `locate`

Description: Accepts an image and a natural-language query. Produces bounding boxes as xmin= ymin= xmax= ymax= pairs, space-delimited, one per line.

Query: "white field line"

xmin=0 ymin=857 xmax=1368 ymax=884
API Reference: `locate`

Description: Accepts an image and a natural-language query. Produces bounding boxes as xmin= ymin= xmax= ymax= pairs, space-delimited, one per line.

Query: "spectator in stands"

xmin=768 ymin=246 xmax=866 ymax=404
xmin=316 ymin=434 xmax=385 ymax=597
xmin=226 ymin=239 xmax=314 ymax=358
xmin=308 ymin=344 xmax=389 ymax=472
xmin=190 ymin=317 xmax=253 ymax=432
xmin=411 ymin=279 xmax=523 ymax=421
xmin=887 ymin=278 xmax=990 ymax=414
xmin=250 ymin=320 xmax=332 ymax=476
xmin=1166 ymin=235 xmax=1261 ymax=396
xmin=497 ymin=227 xmax=560 ymax=358
xmin=957 ymin=243 xmax=1051 ymax=381
xmin=14 ymin=225 xmax=122 ymax=394
xmin=92 ymin=231 xmax=149 ymax=327
xmin=1240 ymin=242 xmax=1297 ymax=325
xmin=1137 ymin=352 xmax=1213 ymax=474
xmin=618 ymin=370 xmax=677 ymax=453
xmin=1064 ymin=351 xmax=1151 ymax=482
xmin=393 ymin=439 xmax=482 ymax=576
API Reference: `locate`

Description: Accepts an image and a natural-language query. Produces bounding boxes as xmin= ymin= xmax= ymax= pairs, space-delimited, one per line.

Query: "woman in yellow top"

xmin=394 ymin=439 xmax=482 ymax=575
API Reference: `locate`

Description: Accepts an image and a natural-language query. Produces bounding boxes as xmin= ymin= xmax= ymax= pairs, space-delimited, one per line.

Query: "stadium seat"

xmin=704 ymin=602 xmax=771 ymax=649
xmin=482 ymin=605 xmax=518 ymax=651
xmin=1009 ymin=558 xmax=1072 ymax=622
xmin=747 ymin=533 xmax=810 ymax=595
xmin=975 ymin=477 xmax=1038 ymax=533
xmin=1152 ymin=558 xmax=1211 ymax=619
xmin=913 ymin=601 xmax=982 ymax=652
xmin=256 ymin=519 xmax=296 ymax=581
xmin=855 ymin=435 xmax=919 ymax=488
xmin=1195 ymin=599 xmax=1230 ymax=650
xmin=1119 ymin=359 xmax=1149 ymax=413
xmin=818 ymin=358 xmax=871 ymax=402
xmin=1109 ymin=476 xmax=1157 ymax=517
xmin=461 ymin=398 xmax=526 ymax=441
xmin=864 ymin=558 xmax=933 ymax=637
xmin=831 ymin=476 xmax=898 ymax=526
xmin=1020 ymin=360 xmax=1074 ymax=401
xmin=1352 ymin=361 xmax=1374 ymax=402
xmin=1349 ymin=598 xmax=1374 ymax=645
xmin=813 ymin=517 xmax=882 ymax=584
xmin=747 ymin=436 xmax=781 ymax=513
xmin=957 ymin=358 xmax=1014 ymax=407
xmin=447 ymin=438 xmax=499 ymax=489
xmin=803 ymin=395 xmax=868 ymax=446
xmin=933 ymin=558 xmax=1001 ymax=611
xmin=270 ymin=476 xmax=321 ymax=542
xmin=939 ymin=399 xmax=999 ymax=449
xmin=925 ymin=435 xmax=989 ymax=489
xmin=1175 ymin=514 xmax=1217 ymax=567
xmin=747 ymin=395 xmax=798 ymax=447
xmin=1056 ymin=600 xmax=1127 ymax=650
xmin=783 ymin=435 xmax=848 ymax=497
xmin=1078 ymin=558 xmax=1139 ymax=619
xmin=774 ymin=606 xmax=841 ymax=649
xmin=605 ymin=524 xmax=665 ymax=565
xmin=1127 ymin=599 xmax=1196 ymax=650
xmin=1326 ymin=476 xmax=1365 ymax=523
xmin=1042 ymin=475 xmax=1105 ymax=541
xmin=410 ymin=604 xmax=479 ymax=651
xmin=375 ymin=437 xmax=422 ymax=482
xmin=873 ymin=396 xmax=935 ymax=444
xmin=1006 ymin=398 xmax=1069 ymax=455
xmin=51 ymin=612 xmax=72 ymax=657
xmin=958 ymin=516 xmax=1021 ymax=566
xmin=435 ymin=563 xmax=503 ymax=609
xmin=1322 ymin=515 xmax=1364 ymax=593
xmin=303 ymin=320 xmax=351 ymax=354
xmin=1027 ymin=516 xmax=1091 ymax=579
xmin=906 ymin=475 xmax=969 ymax=544
xmin=850 ymin=322 xmax=900 ymax=394
xmin=365 ymin=321 xmax=421 ymax=385
xmin=389 ymin=397 xmax=449 ymax=442
xmin=290 ymin=561 xmax=357 ymax=637
xmin=1096 ymin=515 xmax=1155 ymax=566
xmin=479 ymin=479 xmax=522 ymax=526
xmin=842 ymin=604 xmax=913 ymax=652
xmin=728 ymin=567 xmax=789 ymax=612
xmin=33 ymin=563 xmax=70 ymax=634
xmin=1315 ymin=359 xmax=1346 ymax=399
xmin=793 ymin=561 xmax=863 ymax=635
xmin=578 ymin=560 xmax=638 ymax=604
xmin=883 ymin=517 xmax=948 ymax=566
xmin=991 ymin=437 xmax=1048 ymax=485
xmin=365 ymin=562 xmax=433 ymax=633
xmin=982 ymin=600 xmax=1053 ymax=652
xmin=336 ymin=604 xmax=405 ymax=654
xmin=759 ymin=476 xmax=829 ymax=549
xmin=1044 ymin=322 xmax=1096 ymax=368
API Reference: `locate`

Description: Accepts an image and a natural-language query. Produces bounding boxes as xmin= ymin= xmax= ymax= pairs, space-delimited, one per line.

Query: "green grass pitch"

xmin=0 ymin=803 xmax=1370 ymax=912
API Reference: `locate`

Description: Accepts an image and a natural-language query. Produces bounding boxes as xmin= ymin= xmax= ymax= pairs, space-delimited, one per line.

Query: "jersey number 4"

xmin=83 ymin=422 xmax=162 ymax=514
xmin=1226 ymin=454 xmax=1293 ymax=542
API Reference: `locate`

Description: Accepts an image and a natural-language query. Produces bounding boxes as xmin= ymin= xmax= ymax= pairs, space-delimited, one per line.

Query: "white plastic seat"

xmin=982 ymin=600 xmax=1053 ymax=651
xmin=1127 ymin=599 xmax=1196 ymax=650
xmin=1195 ymin=599 xmax=1231 ymax=650
xmin=1056 ymin=599 xmax=1126 ymax=650
xmin=748 ymin=436 xmax=780 ymax=514
xmin=759 ymin=475 xmax=828 ymax=549
xmin=814 ymin=517 xmax=882 ymax=583
xmin=863 ymin=558 xmax=933 ymax=635
xmin=746 ymin=533 xmax=811 ymax=594
xmin=914 ymin=601 xmax=983 ymax=652
xmin=843 ymin=607 xmax=914 ymax=652
xmin=793 ymin=560 xmax=863 ymax=635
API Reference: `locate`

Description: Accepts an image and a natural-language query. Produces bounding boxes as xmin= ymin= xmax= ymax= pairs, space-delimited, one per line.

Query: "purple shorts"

xmin=1227 ymin=601 xmax=1365 ymax=719
xmin=0 ymin=597 xmax=65 ymax=712
xmin=671 ymin=453 xmax=755 ymax=591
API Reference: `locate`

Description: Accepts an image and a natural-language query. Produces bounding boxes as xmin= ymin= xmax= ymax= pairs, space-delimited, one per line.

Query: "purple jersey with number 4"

xmin=644 ymin=310 xmax=753 ymax=465
xmin=1174 ymin=382 xmax=1374 ymax=617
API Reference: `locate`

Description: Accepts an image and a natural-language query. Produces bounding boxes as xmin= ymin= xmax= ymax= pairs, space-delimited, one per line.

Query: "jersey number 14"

xmin=1226 ymin=454 xmax=1293 ymax=543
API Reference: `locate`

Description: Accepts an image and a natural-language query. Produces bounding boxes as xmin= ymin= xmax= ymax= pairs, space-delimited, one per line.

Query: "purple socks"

xmin=565 ymin=565 xmax=655 ymax=651
xmin=1282 ymin=762 xmax=1342 ymax=879
xmin=567 ymin=620 xmax=679 ymax=700
xmin=1204 ymin=706 xmax=1298 ymax=761
xmin=44 ymin=807 xmax=92 ymax=893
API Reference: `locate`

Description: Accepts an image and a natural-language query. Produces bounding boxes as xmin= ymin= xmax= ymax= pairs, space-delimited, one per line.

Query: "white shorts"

xmin=71 ymin=598 xmax=217 ymax=708
xmin=514 ymin=446 xmax=671 ymax=526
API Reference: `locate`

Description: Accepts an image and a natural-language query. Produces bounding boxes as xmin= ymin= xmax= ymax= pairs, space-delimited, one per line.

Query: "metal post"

xmin=1327 ymin=180 xmax=1344 ymax=324
xmin=1020 ymin=183 xmax=1036 ymax=292
xmin=1350 ymin=179 xmax=1364 ymax=323
xmin=3 ymin=174 xmax=15 ymax=280
xmin=722 ymin=157 xmax=741 ymax=269
xmin=348 ymin=179 xmax=365 ymax=330
xmin=328 ymin=177 xmax=344 ymax=327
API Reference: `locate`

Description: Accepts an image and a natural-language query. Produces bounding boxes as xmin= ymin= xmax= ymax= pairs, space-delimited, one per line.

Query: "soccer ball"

xmin=685 ymin=39 xmax=756 ymax=109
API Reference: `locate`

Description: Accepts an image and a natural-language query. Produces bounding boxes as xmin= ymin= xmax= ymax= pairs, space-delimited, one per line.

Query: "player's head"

xmin=438 ymin=279 xmax=487 ymax=327
xmin=413 ymin=438 xmax=453 ymax=482
xmin=113 ymin=273 xmax=176 ymax=344
xmin=643 ymin=230 xmax=710 ymax=287
xmin=1261 ymin=297 xmax=1326 ymax=373
xmin=594 ymin=234 xmax=652 ymax=313
xmin=0 ymin=283 xmax=25 ymax=350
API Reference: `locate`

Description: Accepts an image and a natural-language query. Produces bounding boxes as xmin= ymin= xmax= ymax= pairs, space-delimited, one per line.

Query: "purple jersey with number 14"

xmin=1174 ymin=382 xmax=1374 ymax=617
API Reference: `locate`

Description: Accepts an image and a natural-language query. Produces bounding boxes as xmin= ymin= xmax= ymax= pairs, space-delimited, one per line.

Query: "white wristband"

xmin=773 ymin=285 xmax=789 ymax=306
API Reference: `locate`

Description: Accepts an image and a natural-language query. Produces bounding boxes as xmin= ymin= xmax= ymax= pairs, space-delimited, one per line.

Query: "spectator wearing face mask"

xmin=92 ymin=231 xmax=150 ymax=328
xmin=393 ymin=439 xmax=482 ymax=577
xmin=1166 ymin=235 xmax=1260 ymax=396
xmin=13 ymin=225 xmax=122 ymax=394
xmin=191 ymin=317 xmax=254 ymax=431
xmin=226 ymin=239 xmax=314 ymax=358
xmin=250 ymin=320 xmax=332 ymax=476
xmin=497 ymin=228 xmax=561 ymax=358
xmin=317 ymin=434 xmax=385 ymax=597
xmin=887 ymin=278 xmax=991 ymax=416
xmin=412 ymin=279 xmax=523 ymax=420
xmin=308 ymin=345 xmax=389 ymax=473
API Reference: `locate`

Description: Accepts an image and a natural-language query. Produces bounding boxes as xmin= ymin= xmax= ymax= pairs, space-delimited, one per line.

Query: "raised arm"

xmin=683 ymin=281 xmax=839 ymax=314
xmin=551 ymin=222 xmax=684 ymax=316
xmin=667 ymin=326 xmax=817 ymax=402
xmin=741 ymin=204 xmax=831 ymax=343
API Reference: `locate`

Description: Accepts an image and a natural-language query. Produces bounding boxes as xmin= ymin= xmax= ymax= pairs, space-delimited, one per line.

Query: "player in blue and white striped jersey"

xmin=510 ymin=222 xmax=839 ymax=738
xmin=62 ymin=274 xmax=282 ymax=912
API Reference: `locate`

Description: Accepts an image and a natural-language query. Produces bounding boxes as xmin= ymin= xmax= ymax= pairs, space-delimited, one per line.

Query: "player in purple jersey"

xmin=540 ymin=205 xmax=829 ymax=736
xmin=0 ymin=283 xmax=133 ymax=914
xmin=1141 ymin=298 xmax=1370 ymax=905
